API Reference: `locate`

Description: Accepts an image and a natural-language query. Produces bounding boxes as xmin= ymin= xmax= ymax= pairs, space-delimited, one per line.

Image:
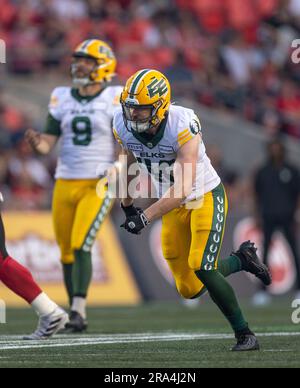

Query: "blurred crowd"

xmin=0 ymin=0 xmax=300 ymax=209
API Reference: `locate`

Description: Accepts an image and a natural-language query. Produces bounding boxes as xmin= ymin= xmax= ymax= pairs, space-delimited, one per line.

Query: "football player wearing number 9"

xmin=26 ymin=39 xmax=123 ymax=332
xmin=113 ymin=69 xmax=272 ymax=351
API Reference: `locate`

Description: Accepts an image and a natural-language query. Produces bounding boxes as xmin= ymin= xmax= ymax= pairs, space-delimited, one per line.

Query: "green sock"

xmin=194 ymin=256 xmax=242 ymax=298
xmin=72 ymin=250 xmax=93 ymax=298
xmin=63 ymin=264 xmax=73 ymax=307
xmin=196 ymin=270 xmax=248 ymax=333
xmin=218 ymin=255 xmax=242 ymax=278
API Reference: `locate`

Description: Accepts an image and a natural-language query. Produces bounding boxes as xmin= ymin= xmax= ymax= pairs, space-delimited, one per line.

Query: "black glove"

xmin=121 ymin=209 xmax=150 ymax=235
xmin=121 ymin=202 xmax=141 ymax=218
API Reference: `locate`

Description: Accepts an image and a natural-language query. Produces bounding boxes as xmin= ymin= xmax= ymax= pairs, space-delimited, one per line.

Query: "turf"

xmin=0 ymin=299 xmax=299 ymax=368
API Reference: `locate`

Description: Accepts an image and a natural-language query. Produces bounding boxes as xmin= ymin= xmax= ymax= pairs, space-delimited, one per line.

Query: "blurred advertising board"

xmin=0 ymin=212 xmax=141 ymax=307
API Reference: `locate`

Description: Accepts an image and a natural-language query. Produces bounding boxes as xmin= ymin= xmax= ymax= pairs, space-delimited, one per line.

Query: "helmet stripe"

xmin=80 ymin=39 xmax=94 ymax=52
xmin=129 ymin=69 xmax=151 ymax=96
xmin=79 ymin=39 xmax=100 ymax=55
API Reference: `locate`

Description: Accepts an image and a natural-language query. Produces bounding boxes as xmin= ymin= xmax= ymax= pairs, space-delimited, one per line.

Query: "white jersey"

xmin=113 ymin=105 xmax=221 ymax=203
xmin=46 ymin=85 xmax=123 ymax=179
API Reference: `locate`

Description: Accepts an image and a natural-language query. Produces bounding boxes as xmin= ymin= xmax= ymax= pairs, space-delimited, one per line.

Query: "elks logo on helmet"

xmin=147 ymin=78 xmax=168 ymax=98
xmin=99 ymin=45 xmax=115 ymax=59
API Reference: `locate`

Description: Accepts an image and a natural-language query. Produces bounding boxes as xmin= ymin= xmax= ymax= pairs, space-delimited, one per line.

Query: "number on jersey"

xmin=72 ymin=116 xmax=92 ymax=146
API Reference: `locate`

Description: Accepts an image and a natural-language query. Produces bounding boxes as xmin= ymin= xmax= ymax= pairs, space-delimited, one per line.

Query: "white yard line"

xmin=263 ymin=350 xmax=293 ymax=352
xmin=0 ymin=332 xmax=299 ymax=351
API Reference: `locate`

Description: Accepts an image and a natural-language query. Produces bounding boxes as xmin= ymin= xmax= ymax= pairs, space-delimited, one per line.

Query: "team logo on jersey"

xmin=190 ymin=118 xmax=201 ymax=135
xmin=147 ymin=78 xmax=169 ymax=98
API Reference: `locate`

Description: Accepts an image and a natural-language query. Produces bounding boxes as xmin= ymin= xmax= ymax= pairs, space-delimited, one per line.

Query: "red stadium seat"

xmin=257 ymin=0 xmax=278 ymax=16
xmin=191 ymin=0 xmax=226 ymax=33
xmin=225 ymin=0 xmax=259 ymax=30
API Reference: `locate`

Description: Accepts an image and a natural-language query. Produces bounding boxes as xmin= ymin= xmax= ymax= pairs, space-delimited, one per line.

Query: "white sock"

xmin=31 ymin=293 xmax=57 ymax=317
xmin=71 ymin=297 xmax=87 ymax=319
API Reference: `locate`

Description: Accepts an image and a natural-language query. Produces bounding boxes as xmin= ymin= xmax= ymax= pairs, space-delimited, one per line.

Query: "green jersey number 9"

xmin=72 ymin=116 xmax=92 ymax=146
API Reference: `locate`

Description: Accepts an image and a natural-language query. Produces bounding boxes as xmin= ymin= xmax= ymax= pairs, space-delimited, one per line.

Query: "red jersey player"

xmin=0 ymin=193 xmax=68 ymax=340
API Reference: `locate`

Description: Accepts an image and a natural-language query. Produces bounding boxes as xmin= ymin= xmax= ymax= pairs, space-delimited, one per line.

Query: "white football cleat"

xmin=23 ymin=307 xmax=69 ymax=340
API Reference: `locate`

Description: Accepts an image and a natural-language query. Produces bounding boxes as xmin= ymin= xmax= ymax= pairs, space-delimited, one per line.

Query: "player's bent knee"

xmin=176 ymin=281 xmax=203 ymax=300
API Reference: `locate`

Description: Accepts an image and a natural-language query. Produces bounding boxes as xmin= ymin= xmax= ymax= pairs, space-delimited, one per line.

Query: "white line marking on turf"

xmin=0 ymin=332 xmax=299 ymax=351
xmin=263 ymin=350 xmax=293 ymax=352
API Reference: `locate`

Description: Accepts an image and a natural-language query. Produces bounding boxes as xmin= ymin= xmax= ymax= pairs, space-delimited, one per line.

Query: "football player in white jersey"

xmin=113 ymin=69 xmax=272 ymax=351
xmin=26 ymin=39 xmax=122 ymax=332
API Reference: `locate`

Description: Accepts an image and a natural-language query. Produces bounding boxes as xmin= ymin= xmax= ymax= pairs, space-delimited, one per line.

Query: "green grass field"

xmin=0 ymin=299 xmax=300 ymax=368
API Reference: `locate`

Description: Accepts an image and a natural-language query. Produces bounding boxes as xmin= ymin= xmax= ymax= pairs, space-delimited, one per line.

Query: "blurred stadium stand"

xmin=0 ymin=0 xmax=300 ymax=211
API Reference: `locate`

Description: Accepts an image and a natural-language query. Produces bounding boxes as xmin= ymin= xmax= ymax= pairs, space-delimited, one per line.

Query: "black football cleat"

xmin=64 ymin=311 xmax=88 ymax=333
xmin=232 ymin=241 xmax=272 ymax=286
xmin=232 ymin=332 xmax=260 ymax=352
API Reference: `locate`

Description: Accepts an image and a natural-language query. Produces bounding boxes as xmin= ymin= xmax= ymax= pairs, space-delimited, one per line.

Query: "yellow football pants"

xmin=161 ymin=183 xmax=228 ymax=299
xmin=52 ymin=178 xmax=114 ymax=265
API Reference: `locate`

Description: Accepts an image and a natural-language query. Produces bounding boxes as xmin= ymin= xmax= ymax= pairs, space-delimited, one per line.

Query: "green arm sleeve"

xmin=44 ymin=113 xmax=62 ymax=137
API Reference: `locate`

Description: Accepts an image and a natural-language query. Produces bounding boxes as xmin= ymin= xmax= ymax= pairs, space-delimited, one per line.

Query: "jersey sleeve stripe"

xmin=178 ymin=131 xmax=192 ymax=142
xmin=113 ymin=128 xmax=123 ymax=145
xmin=178 ymin=129 xmax=189 ymax=139
xmin=179 ymin=134 xmax=193 ymax=147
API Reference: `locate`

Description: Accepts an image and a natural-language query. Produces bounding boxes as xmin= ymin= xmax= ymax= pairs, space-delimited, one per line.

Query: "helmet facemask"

xmin=122 ymin=100 xmax=163 ymax=134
